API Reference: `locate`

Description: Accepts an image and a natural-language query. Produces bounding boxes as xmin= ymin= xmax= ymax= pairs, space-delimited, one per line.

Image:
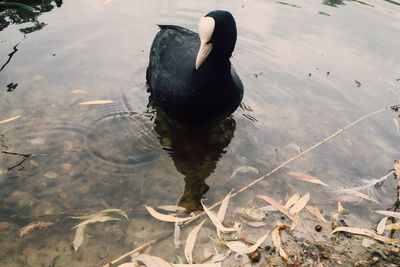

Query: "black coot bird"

xmin=146 ymin=10 xmax=243 ymax=127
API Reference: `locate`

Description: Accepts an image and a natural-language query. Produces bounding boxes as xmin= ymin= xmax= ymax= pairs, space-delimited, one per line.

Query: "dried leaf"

xmin=217 ymin=191 xmax=232 ymax=239
xmin=377 ymin=217 xmax=388 ymax=235
xmin=305 ymin=206 xmax=327 ymax=223
xmin=395 ymin=160 xmax=400 ymax=177
xmin=272 ymin=224 xmax=290 ymax=260
xmin=73 ymin=215 xmax=120 ymax=229
xmin=337 ymin=202 xmax=344 ymax=213
xmin=284 ymin=193 xmax=300 ymax=209
xmin=288 ymin=172 xmax=328 ymax=186
xmin=73 ymin=225 xmax=85 ymax=252
xmin=0 ymin=114 xmax=21 ymax=124
xmin=71 ymin=90 xmax=88 ymax=95
xmin=99 ymin=208 xmax=129 ymax=220
xmin=374 ymin=210 xmax=400 ymax=219
xmin=157 ymin=205 xmax=187 ymax=213
xmin=19 ymin=221 xmax=55 ymax=237
xmin=290 ymin=216 xmax=300 ymax=231
xmin=201 ymin=201 xmax=236 ymax=232
xmin=331 ymin=227 xmax=400 ymax=245
xmin=208 ymin=250 xmax=231 ymax=263
xmin=393 ymin=118 xmax=400 ymax=131
xmin=230 ymin=166 xmax=258 ymax=179
xmin=218 ymin=190 xmax=232 ymax=222
xmin=244 ymin=221 xmax=267 ymax=228
xmin=145 ymin=205 xmax=192 ymax=223
xmin=174 ymin=222 xmax=181 ymax=247
xmin=385 ymin=223 xmax=400 ymax=230
xmin=117 ymin=263 xmax=136 ymax=267
xmin=256 ymin=195 xmax=295 ymax=221
xmin=184 ymin=220 xmax=206 ymax=264
xmin=224 ymin=230 xmax=270 ymax=254
xmin=78 ymin=100 xmax=114 ymax=105
xmin=133 ymin=254 xmax=173 ymax=267
xmin=289 ymin=193 xmax=310 ymax=215
xmin=174 ymin=264 xmax=221 ymax=267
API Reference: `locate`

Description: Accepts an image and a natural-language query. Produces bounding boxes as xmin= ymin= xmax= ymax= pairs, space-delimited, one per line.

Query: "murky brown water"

xmin=1 ymin=0 xmax=400 ymax=266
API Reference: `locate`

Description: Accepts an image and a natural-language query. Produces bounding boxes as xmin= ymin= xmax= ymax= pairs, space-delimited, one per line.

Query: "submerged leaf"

xmin=73 ymin=215 xmax=120 ymax=229
xmin=393 ymin=118 xmax=400 ymax=131
xmin=224 ymin=230 xmax=270 ymax=254
xmin=174 ymin=222 xmax=181 ymax=247
xmin=235 ymin=207 xmax=266 ymax=221
xmin=256 ymin=195 xmax=295 ymax=221
xmin=284 ymin=193 xmax=300 ymax=209
xmin=374 ymin=210 xmax=400 ymax=219
xmin=19 ymin=221 xmax=55 ymax=237
xmin=377 ymin=217 xmax=388 ymax=235
xmin=331 ymin=227 xmax=400 ymax=244
xmin=157 ymin=205 xmax=187 ymax=213
xmin=185 ymin=220 xmax=206 ymax=264
xmin=133 ymin=254 xmax=173 ymax=267
xmin=230 ymin=166 xmax=258 ymax=179
xmin=145 ymin=205 xmax=192 ymax=223
xmin=201 ymin=201 xmax=236 ymax=232
xmin=289 ymin=193 xmax=310 ymax=215
xmin=78 ymin=100 xmax=114 ymax=105
xmin=305 ymin=206 xmax=327 ymax=223
xmin=395 ymin=160 xmax=400 ymax=177
xmin=0 ymin=114 xmax=21 ymax=124
xmin=288 ymin=172 xmax=328 ymax=186
xmin=73 ymin=225 xmax=85 ymax=252
xmin=71 ymin=90 xmax=88 ymax=95
xmin=99 ymin=208 xmax=129 ymax=220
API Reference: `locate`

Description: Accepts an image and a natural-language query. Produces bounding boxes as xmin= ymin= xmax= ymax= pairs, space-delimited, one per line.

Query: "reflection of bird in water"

xmin=153 ymin=109 xmax=236 ymax=211
xmin=146 ymin=10 xmax=243 ymax=126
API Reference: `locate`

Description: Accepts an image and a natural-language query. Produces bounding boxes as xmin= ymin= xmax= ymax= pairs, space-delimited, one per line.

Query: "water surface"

xmin=0 ymin=0 xmax=400 ymax=266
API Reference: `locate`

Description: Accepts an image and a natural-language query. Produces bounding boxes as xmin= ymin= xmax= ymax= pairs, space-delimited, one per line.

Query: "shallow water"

xmin=0 ymin=0 xmax=400 ymax=266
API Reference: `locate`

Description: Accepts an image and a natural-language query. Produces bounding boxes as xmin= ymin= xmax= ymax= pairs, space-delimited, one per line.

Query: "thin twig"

xmin=101 ymin=103 xmax=399 ymax=267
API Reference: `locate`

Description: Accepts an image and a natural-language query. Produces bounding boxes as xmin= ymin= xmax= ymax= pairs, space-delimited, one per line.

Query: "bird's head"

xmin=195 ymin=10 xmax=237 ymax=70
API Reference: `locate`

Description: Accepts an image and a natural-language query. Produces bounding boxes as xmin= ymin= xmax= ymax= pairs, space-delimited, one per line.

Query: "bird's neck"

xmin=195 ymin=54 xmax=231 ymax=79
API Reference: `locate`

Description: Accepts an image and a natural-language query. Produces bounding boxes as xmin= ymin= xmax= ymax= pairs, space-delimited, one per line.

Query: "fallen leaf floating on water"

xmin=337 ymin=201 xmax=344 ymax=213
xmin=0 ymin=114 xmax=21 ymax=124
xmin=19 ymin=221 xmax=55 ymax=237
xmin=174 ymin=222 xmax=181 ymax=247
xmin=385 ymin=223 xmax=400 ymax=230
xmin=144 ymin=205 xmax=192 ymax=223
xmin=330 ymin=227 xmax=400 ymax=245
xmin=351 ymin=191 xmax=379 ymax=204
xmin=157 ymin=205 xmax=187 ymax=213
xmin=241 ymin=219 xmax=267 ymax=228
xmin=73 ymin=215 xmax=121 ymax=229
xmin=230 ymin=165 xmax=258 ymax=179
xmin=73 ymin=225 xmax=85 ymax=252
xmin=201 ymin=200 xmax=236 ymax=233
xmin=69 ymin=209 xmax=128 ymax=221
xmin=376 ymin=217 xmax=389 ymax=235
xmin=256 ymin=195 xmax=295 ymax=221
xmin=71 ymin=90 xmax=88 ymax=95
xmin=395 ymin=160 xmax=400 ymax=177
xmin=224 ymin=230 xmax=270 ymax=254
xmin=174 ymin=264 xmax=221 ymax=267
xmin=208 ymin=250 xmax=231 ymax=263
xmin=284 ymin=193 xmax=300 ymax=209
xmin=78 ymin=100 xmax=114 ymax=105
xmin=305 ymin=206 xmax=327 ymax=223
xmin=272 ymin=224 xmax=290 ymax=261
xmin=287 ymin=172 xmax=328 ymax=187
xmin=289 ymin=193 xmax=310 ymax=215
xmin=217 ymin=190 xmax=232 ymax=239
xmin=374 ymin=210 xmax=400 ymax=219
xmin=116 ymin=263 xmax=136 ymax=267
xmin=184 ymin=219 xmax=206 ymax=264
